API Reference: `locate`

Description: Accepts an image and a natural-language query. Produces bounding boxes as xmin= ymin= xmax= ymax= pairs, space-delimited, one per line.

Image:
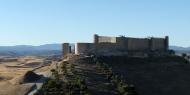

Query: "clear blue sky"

xmin=0 ymin=0 xmax=189 ymax=47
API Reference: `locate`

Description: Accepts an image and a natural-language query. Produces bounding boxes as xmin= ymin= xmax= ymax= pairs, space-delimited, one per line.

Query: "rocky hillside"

xmin=98 ymin=56 xmax=190 ymax=95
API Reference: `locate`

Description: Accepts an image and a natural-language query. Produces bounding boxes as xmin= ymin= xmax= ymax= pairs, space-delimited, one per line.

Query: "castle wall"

xmin=98 ymin=36 xmax=116 ymax=43
xmin=127 ymin=38 xmax=149 ymax=51
xmin=151 ymin=38 xmax=166 ymax=51
xmin=70 ymin=35 xmax=169 ymax=56
xmin=116 ymin=37 xmax=167 ymax=51
xmin=94 ymin=43 xmax=128 ymax=56
xmin=95 ymin=43 xmax=122 ymax=50
xmin=116 ymin=37 xmax=128 ymax=48
xmin=75 ymin=43 xmax=94 ymax=54
xmin=76 ymin=42 xmax=127 ymax=56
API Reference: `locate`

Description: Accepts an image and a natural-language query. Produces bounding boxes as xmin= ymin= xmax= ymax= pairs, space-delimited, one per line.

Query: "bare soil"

xmin=0 ymin=56 xmax=49 ymax=95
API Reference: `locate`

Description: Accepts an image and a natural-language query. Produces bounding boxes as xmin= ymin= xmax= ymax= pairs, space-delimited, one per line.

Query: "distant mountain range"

xmin=170 ymin=46 xmax=190 ymax=54
xmin=0 ymin=44 xmax=62 ymax=56
xmin=170 ymin=46 xmax=190 ymax=51
xmin=0 ymin=44 xmax=189 ymax=56
xmin=0 ymin=44 xmax=62 ymax=51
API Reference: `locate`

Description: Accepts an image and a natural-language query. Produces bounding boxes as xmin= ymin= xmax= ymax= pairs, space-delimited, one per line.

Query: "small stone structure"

xmin=63 ymin=34 xmax=169 ymax=56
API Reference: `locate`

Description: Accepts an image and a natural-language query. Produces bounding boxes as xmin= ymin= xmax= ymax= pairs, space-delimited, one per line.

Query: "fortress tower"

xmin=94 ymin=34 xmax=99 ymax=43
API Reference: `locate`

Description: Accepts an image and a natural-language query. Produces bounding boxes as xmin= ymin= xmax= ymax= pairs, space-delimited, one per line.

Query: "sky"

xmin=0 ymin=0 xmax=189 ymax=47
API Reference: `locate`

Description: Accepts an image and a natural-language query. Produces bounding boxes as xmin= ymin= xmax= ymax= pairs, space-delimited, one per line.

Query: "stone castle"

xmin=63 ymin=34 xmax=169 ymax=56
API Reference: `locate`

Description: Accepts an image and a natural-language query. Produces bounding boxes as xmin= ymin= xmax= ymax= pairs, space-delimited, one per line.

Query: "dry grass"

xmin=0 ymin=56 xmax=48 ymax=95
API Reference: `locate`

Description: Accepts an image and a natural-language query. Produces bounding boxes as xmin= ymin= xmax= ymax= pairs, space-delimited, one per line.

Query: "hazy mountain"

xmin=0 ymin=44 xmax=62 ymax=56
xmin=170 ymin=46 xmax=190 ymax=51
xmin=170 ymin=46 xmax=190 ymax=54
xmin=0 ymin=44 xmax=62 ymax=51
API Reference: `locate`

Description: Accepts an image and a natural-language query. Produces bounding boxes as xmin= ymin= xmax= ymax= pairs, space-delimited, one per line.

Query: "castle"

xmin=63 ymin=34 xmax=169 ymax=56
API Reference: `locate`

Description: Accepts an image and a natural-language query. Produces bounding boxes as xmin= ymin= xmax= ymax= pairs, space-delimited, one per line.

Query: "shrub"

xmin=50 ymin=69 xmax=59 ymax=80
xmin=169 ymin=50 xmax=175 ymax=55
xmin=61 ymin=62 xmax=68 ymax=75
xmin=70 ymin=64 xmax=75 ymax=73
xmin=182 ymin=53 xmax=187 ymax=58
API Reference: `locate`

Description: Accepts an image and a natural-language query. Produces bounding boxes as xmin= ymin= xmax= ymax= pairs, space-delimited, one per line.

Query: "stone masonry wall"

xmin=75 ymin=43 xmax=94 ymax=54
xmin=151 ymin=38 xmax=166 ymax=51
xmin=127 ymin=38 xmax=149 ymax=51
xmin=72 ymin=35 xmax=169 ymax=56
xmin=98 ymin=36 xmax=116 ymax=43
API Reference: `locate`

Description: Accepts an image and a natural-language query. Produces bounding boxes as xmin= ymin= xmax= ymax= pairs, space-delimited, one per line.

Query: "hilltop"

xmin=31 ymin=53 xmax=190 ymax=95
